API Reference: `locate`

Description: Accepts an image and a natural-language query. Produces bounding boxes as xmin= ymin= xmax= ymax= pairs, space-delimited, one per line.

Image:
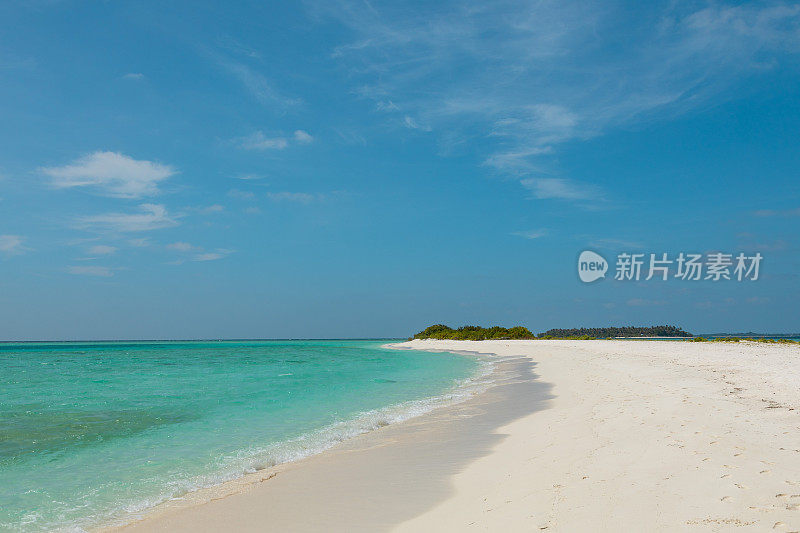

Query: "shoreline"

xmin=103 ymin=344 xmax=539 ymax=532
xmin=112 ymin=339 xmax=800 ymax=532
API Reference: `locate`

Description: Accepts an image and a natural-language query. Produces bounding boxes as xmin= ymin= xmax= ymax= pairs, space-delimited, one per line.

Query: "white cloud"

xmin=0 ymin=235 xmax=26 ymax=256
xmin=483 ymin=147 xmax=553 ymax=172
xmin=511 ymin=229 xmax=547 ymax=239
xmin=239 ymin=131 xmax=289 ymax=150
xmin=166 ymin=241 xmax=199 ymax=252
xmin=236 ymin=173 xmax=267 ymax=181
xmin=42 ymin=151 xmax=176 ymax=198
xmin=193 ymin=249 xmax=234 ymax=262
xmin=753 ymin=207 xmax=800 ymax=217
xmin=216 ymin=35 xmax=262 ymax=59
xmin=318 ymin=0 xmax=800 ymax=199
xmin=228 ymin=189 xmax=256 ymax=200
xmin=403 ymin=116 xmax=430 ymax=130
xmin=166 ymin=243 xmax=233 ymax=261
xmin=87 ymin=245 xmax=117 ymax=255
xmin=293 ymin=130 xmax=314 ymax=143
xmin=128 ymin=238 xmax=151 ymax=247
xmin=485 ymin=105 xmax=578 ymax=169
xmin=376 ymin=100 xmax=400 ymax=111
xmin=77 ymin=204 xmax=179 ymax=232
xmin=217 ymin=59 xmax=301 ymax=107
xmin=238 ymin=130 xmax=315 ymax=151
xmin=193 ymin=253 xmax=224 ymax=261
xmin=266 ymin=191 xmax=317 ymax=203
xmin=122 ymin=73 xmax=144 ymax=81
xmin=520 ymin=178 xmax=602 ymax=201
xmin=198 ymin=204 xmax=224 ymax=214
xmin=69 ymin=265 xmax=113 ymax=277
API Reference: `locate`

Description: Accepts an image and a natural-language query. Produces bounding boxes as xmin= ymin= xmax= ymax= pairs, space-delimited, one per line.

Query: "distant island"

xmin=698 ymin=331 xmax=800 ymax=338
xmin=412 ymin=324 xmax=692 ymax=340
xmin=412 ymin=325 xmax=536 ymax=341
xmin=539 ymin=325 xmax=692 ymax=339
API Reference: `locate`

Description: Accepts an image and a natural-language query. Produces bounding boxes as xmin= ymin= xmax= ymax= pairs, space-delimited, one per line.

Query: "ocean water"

xmin=0 ymin=340 xmax=485 ymax=531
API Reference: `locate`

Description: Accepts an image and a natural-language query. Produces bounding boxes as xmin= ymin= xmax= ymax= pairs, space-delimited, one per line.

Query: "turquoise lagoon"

xmin=0 ymin=340 xmax=484 ymax=531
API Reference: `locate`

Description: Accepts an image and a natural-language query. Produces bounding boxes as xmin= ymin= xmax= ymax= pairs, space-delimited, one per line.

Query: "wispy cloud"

xmin=228 ymin=189 xmax=256 ymax=200
xmin=266 ymin=191 xmax=318 ymax=203
xmin=484 ymin=105 xmax=577 ymax=171
xmin=69 ymin=265 xmax=113 ymax=277
xmin=214 ymin=55 xmax=301 ymax=108
xmin=166 ymin=242 xmax=234 ymax=263
xmin=122 ymin=72 xmax=144 ymax=81
xmin=76 ymin=204 xmax=179 ymax=232
xmin=87 ymin=245 xmax=117 ymax=256
xmin=333 ymin=128 xmax=367 ymax=146
xmin=483 ymin=147 xmax=552 ymax=173
xmin=42 ymin=151 xmax=176 ymax=198
xmin=128 ymin=238 xmax=151 ymax=247
xmin=293 ymin=130 xmax=314 ymax=143
xmin=166 ymin=242 xmax=199 ymax=252
xmin=753 ymin=207 xmax=800 ymax=217
xmin=520 ymin=178 xmax=603 ymax=202
xmin=239 ymin=131 xmax=289 ymax=150
xmin=197 ymin=204 xmax=224 ymax=214
xmin=376 ymin=100 xmax=399 ymax=112
xmin=238 ymin=130 xmax=314 ymax=151
xmin=193 ymin=249 xmax=234 ymax=262
xmin=316 ymin=0 xmax=800 ymax=200
xmin=0 ymin=234 xmax=27 ymax=256
xmin=511 ymin=229 xmax=547 ymax=239
xmin=403 ymin=115 xmax=430 ymax=131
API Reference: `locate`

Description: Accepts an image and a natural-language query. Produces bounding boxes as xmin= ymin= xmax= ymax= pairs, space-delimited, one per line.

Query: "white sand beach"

xmin=115 ymin=339 xmax=800 ymax=532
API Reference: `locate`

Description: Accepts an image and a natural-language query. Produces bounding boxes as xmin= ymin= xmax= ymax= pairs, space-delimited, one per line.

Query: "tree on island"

xmin=412 ymin=324 xmax=692 ymax=340
xmin=538 ymin=325 xmax=691 ymax=338
xmin=412 ymin=324 xmax=536 ymax=341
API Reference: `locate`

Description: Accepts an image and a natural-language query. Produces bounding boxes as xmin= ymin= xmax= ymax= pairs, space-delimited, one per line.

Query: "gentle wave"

xmin=77 ymin=356 xmax=495 ymax=532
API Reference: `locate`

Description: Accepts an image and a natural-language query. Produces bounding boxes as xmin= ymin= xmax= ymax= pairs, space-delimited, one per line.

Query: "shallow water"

xmin=0 ymin=340 xmax=482 ymax=531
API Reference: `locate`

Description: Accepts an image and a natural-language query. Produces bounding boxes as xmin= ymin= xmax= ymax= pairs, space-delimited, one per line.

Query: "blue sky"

xmin=1 ymin=0 xmax=799 ymax=340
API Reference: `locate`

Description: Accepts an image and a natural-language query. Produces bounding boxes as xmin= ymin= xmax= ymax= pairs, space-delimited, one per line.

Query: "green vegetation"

xmin=741 ymin=337 xmax=799 ymax=345
xmin=412 ymin=324 xmax=536 ymax=341
xmin=413 ymin=324 xmax=696 ymax=341
xmin=695 ymin=337 xmax=799 ymax=344
xmin=411 ymin=324 xmax=799 ymax=344
xmin=537 ymin=334 xmax=598 ymax=340
xmin=412 ymin=324 xmax=799 ymax=344
xmin=539 ymin=325 xmax=692 ymax=338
